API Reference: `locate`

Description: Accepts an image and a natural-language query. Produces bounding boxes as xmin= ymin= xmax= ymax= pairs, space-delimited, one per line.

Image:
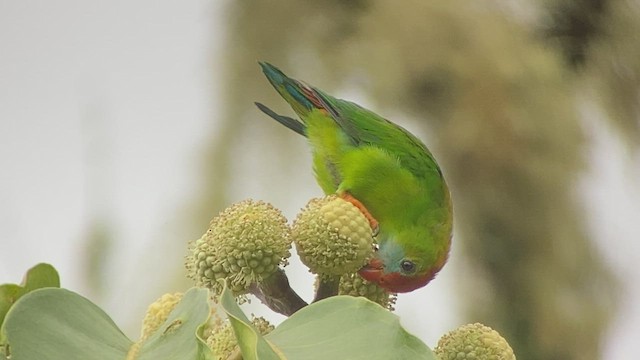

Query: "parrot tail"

xmin=257 ymin=62 xmax=342 ymax=136
xmin=258 ymin=62 xmax=338 ymax=117
xmin=254 ymin=102 xmax=306 ymax=136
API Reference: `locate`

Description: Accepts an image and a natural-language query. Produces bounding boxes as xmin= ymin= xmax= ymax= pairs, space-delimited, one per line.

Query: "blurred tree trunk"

xmin=196 ymin=1 xmax=624 ymax=358
xmin=192 ymin=1 xmax=308 ymax=225
xmin=542 ymin=0 xmax=640 ymax=143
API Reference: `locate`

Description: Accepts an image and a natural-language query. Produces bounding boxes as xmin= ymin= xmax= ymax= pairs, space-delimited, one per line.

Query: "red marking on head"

xmin=358 ymin=254 xmax=448 ymax=293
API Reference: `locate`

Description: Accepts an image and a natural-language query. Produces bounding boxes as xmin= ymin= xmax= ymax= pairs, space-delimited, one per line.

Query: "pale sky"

xmin=1 ymin=1 xmax=638 ymax=358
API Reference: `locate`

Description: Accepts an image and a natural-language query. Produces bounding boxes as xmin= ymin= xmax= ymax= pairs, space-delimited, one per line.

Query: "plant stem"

xmin=313 ymin=275 xmax=340 ymax=303
xmin=249 ymin=268 xmax=307 ymax=316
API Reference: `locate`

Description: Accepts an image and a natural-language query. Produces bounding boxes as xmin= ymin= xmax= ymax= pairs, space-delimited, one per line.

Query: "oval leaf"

xmin=266 ymin=296 xmax=436 ymax=360
xmin=22 ymin=263 xmax=60 ymax=291
xmin=0 ymin=263 xmax=60 ymax=328
xmin=2 ymin=288 xmax=131 ymax=360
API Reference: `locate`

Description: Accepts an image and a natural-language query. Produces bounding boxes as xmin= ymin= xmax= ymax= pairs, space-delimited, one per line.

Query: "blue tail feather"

xmin=255 ymin=102 xmax=306 ymax=136
xmin=259 ymin=62 xmax=316 ymax=112
xmin=259 ymin=62 xmax=287 ymax=86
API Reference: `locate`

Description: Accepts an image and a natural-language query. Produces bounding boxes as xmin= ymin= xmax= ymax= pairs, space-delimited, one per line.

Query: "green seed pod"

xmin=140 ymin=292 xmax=184 ymax=339
xmin=186 ymin=200 xmax=291 ymax=296
xmin=435 ymin=323 xmax=516 ymax=360
xmin=339 ymin=273 xmax=397 ymax=311
xmin=291 ymin=196 xmax=374 ymax=276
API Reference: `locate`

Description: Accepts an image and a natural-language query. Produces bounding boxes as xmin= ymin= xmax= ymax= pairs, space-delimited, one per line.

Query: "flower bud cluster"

xmin=291 ymin=196 xmax=374 ymax=276
xmin=186 ymin=200 xmax=291 ymax=296
xmin=140 ymin=292 xmax=184 ymax=339
xmin=435 ymin=323 xmax=516 ymax=360
xmin=339 ymin=273 xmax=396 ymax=310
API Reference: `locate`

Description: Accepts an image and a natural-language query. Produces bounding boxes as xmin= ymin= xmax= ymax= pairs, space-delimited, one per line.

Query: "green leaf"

xmin=219 ymin=284 xmax=283 ymax=360
xmin=2 ymin=287 xmax=215 ymax=360
xmin=135 ymin=287 xmax=214 ymax=360
xmin=0 ymin=285 xmax=22 ymax=332
xmin=2 ymin=288 xmax=132 ymax=360
xmin=266 ymin=296 xmax=436 ymax=360
xmin=22 ymin=263 xmax=60 ymax=291
xmin=0 ymin=263 xmax=60 ymax=335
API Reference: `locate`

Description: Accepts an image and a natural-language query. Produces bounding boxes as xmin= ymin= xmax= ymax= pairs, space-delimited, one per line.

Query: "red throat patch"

xmin=375 ymin=272 xmax=435 ymax=293
xmin=358 ymin=259 xmax=441 ymax=293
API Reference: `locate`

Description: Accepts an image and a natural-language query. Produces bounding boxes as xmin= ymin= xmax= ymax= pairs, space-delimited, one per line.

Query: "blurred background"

xmin=1 ymin=1 xmax=639 ymax=359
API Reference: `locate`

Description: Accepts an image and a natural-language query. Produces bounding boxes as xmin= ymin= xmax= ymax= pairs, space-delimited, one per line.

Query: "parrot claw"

xmin=339 ymin=192 xmax=379 ymax=236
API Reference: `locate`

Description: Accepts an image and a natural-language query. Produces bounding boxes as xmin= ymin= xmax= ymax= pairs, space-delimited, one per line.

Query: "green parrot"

xmin=256 ymin=62 xmax=452 ymax=293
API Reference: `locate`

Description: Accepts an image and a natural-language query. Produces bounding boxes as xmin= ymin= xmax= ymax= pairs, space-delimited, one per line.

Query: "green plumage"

xmin=257 ymin=62 xmax=452 ymax=293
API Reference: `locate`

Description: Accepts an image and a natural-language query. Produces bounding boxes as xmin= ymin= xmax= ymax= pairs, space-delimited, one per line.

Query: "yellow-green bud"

xmin=291 ymin=196 xmax=374 ymax=276
xmin=186 ymin=200 xmax=291 ymax=296
xmin=250 ymin=316 xmax=275 ymax=335
xmin=435 ymin=323 xmax=516 ymax=360
xmin=207 ymin=321 xmax=237 ymax=360
xmin=339 ymin=273 xmax=397 ymax=311
xmin=140 ymin=292 xmax=184 ymax=339
xmin=206 ymin=316 xmax=275 ymax=359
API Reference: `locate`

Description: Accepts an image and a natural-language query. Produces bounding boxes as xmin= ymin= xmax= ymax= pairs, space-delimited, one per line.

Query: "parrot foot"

xmin=340 ymin=193 xmax=379 ymax=236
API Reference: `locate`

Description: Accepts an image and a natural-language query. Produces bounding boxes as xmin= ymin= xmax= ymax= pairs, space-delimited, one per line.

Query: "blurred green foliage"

xmin=190 ymin=0 xmax=638 ymax=359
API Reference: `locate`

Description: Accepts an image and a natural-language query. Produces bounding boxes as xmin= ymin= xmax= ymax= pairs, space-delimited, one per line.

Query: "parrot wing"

xmin=315 ymin=91 xmax=444 ymax=181
xmin=256 ymin=61 xmax=442 ymax=182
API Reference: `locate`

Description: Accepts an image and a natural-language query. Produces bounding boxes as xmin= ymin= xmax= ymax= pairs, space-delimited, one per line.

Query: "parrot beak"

xmin=359 ymin=257 xmax=433 ymax=293
xmin=358 ymin=257 xmax=384 ymax=283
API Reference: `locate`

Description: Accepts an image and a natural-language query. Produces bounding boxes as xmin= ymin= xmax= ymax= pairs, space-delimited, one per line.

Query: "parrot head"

xmin=359 ymin=229 xmax=450 ymax=293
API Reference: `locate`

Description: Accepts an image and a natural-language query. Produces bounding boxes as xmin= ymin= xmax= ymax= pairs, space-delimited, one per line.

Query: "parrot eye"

xmin=400 ymin=260 xmax=416 ymax=274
